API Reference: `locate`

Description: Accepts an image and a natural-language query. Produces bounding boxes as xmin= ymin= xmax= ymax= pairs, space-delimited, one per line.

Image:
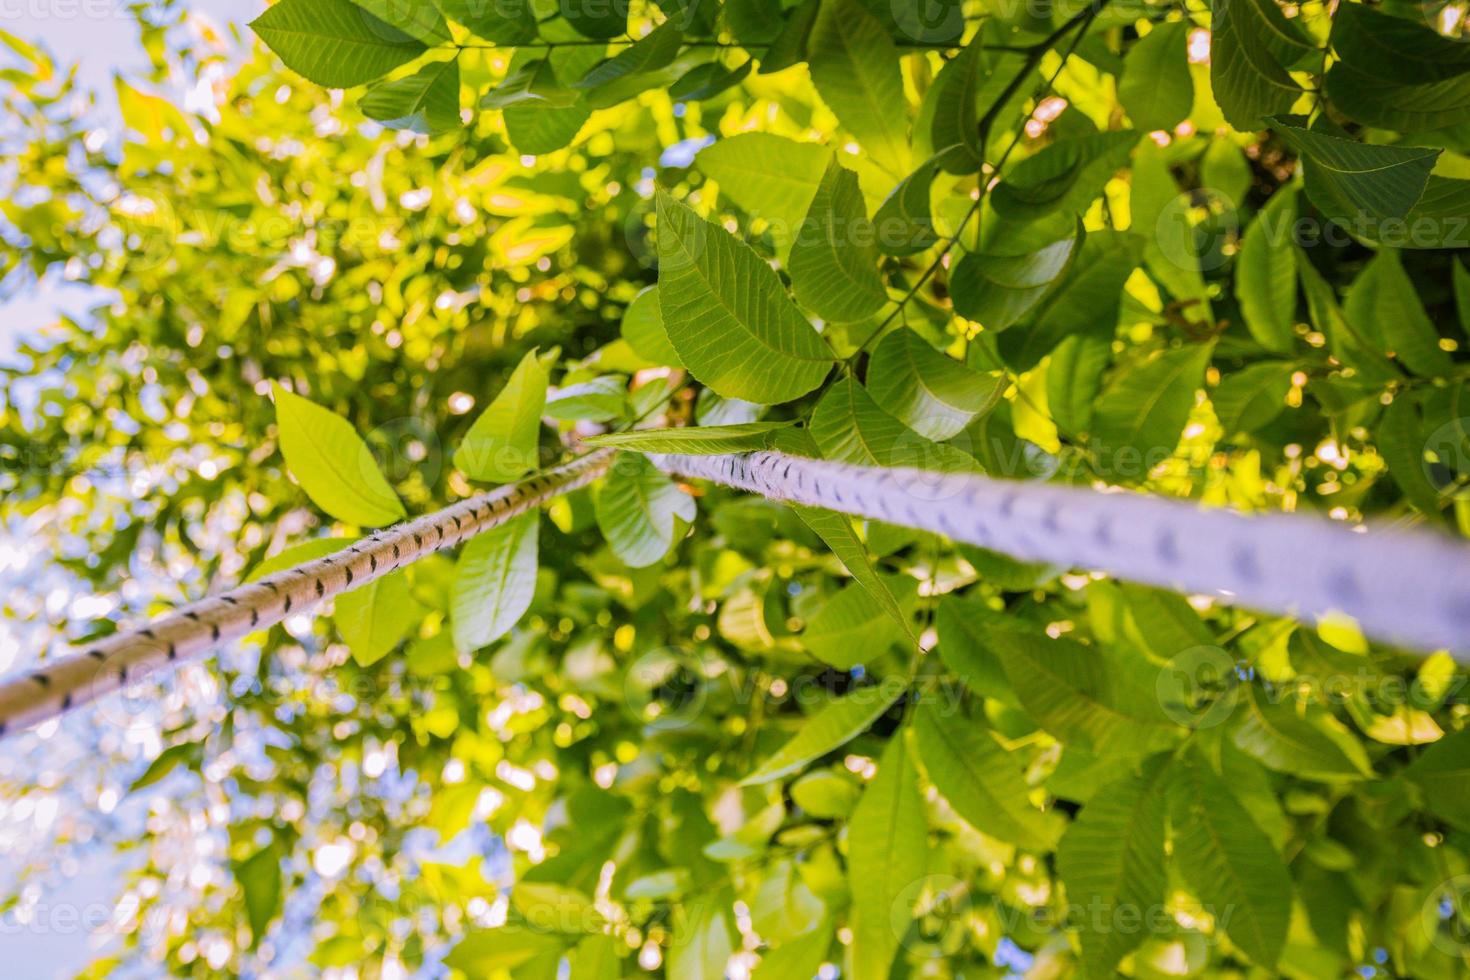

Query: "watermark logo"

xmin=1424 ymin=417 xmax=1470 ymax=501
xmin=1422 ymin=875 xmax=1470 ymax=957
xmin=1156 ymin=645 xmax=1240 ymax=730
xmin=622 ymin=646 xmax=710 ymax=731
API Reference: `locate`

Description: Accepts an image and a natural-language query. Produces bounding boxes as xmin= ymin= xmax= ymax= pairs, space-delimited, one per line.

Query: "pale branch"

xmin=2 ymin=446 xmax=1467 ymax=739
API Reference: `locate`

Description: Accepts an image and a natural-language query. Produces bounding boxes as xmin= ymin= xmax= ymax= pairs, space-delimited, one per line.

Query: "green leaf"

xmin=545 ymin=376 xmax=626 ymax=422
xmin=1325 ymin=4 xmax=1470 ymax=131
xmin=1231 ymin=686 xmax=1373 ymax=781
xmin=866 ymin=327 xmax=1005 ymax=440
xmin=950 ymin=227 xmax=1081 ymax=331
xmin=568 ymin=933 xmax=621 ymax=980
xmin=480 ymin=58 xmax=580 ymax=110
xmin=810 ymin=377 xmax=978 ymax=473
xmin=574 ymin=21 xmax=683 ymax=94
xmin=1405 ymin=730 xmax=1470 ymax=832
xmin=437 ymin=0 xmax=536 ymax=45
xmin=1457 ymin=259 xmax=1470 ymax=340
xmin=335 ymin=568 xmax=420 ymax=666
xmin=656 ymin=190 xmax=834 ymax=403
xmin=1297 ymin=248 xmax=1398 ymax=383
xmin=251 ymin=0 xmax=427 ymax=89
xmin=594 ymin=453 xmax=695 ymax=568
xmin=792 ymin=504 xmax=916 ymax=640
xmin=742 ymin=682 xmax=904 ymax=785
xmin=871 ymin=149 xmax=968 ymax=257
xmin=753 ymin=924 xmax=832 ymax=979
xmin=789 ymin=157 xmax=887 ymax=323
xmin=1210 ymin=0 xmax=1315 ymax=131
xmin=1089 ymin=343 xmax=1212 ymax=482
xmin=790 ymin=771 xmax=859 ymax=818
xmin=1343 ymin=249 xmax=1452 ymax=378
xmin=501 ymin=41 xmax=601 ymax=152
xmin=1168 ymin=750 xmax=1293 ymax=968
xmin=847 ymin=732 xmax=927 ymax=980
xmin=759 ymin=0 xmax=819 ymax=73
xmin=1270 ymin=118 xmax=1440 ymax=226
xmin=233 ymin=845 xmax=282 ymax=949
xmin=697 ymin=133 xmax=830 ymax=255
xmin=807 ymin=0 xmax=910 ymax=180
xmin=1201 ymin=138 xmax=1252 ymax=208
xmin=1055 ymin=756 xmax=1170 ymax=977
xmin=1235 ymin=186 xmax=1299 ymax=353
xmin=351 ymin=0 xmax=449 ymax=44
xmin=667 ymin=899 xmax=733 ymax=980
xmin=1377 ymin=393 xmax=1445 ymax=518
xmin=1000 ymin=229 xmax=1144 ymax=370
xmin=1119 ymin=20 xmax=1192 ymax=132
xmin=271 ymin=382 xmax=405 ymax=527
xmin=927 ymin=41 xmax=982 ymax=167
xmin=562 ymin=0 xmax=629 ymax=39
xmin=935 ymin=593 xmax=1019 ymax=703
xmin=751 ymin=859 xmax=825 ymax=942
xmin=669 ymin=59 xmax=753 ymax=102
xmin=1046 ymin=334 xmax=1110 ymax=436
xmin=453 ymin=349 xmax=548 ymax=483
xmin=246 ymin=538 xmax=347 ymax=583
xmin=912 ymin=701 xmax=1064 ymax=850
xmin=802 ymin=577 xmax=914 ymax=668
xmin=360 ymin=57 xmax=460 ymax=135
xmin=585 ymin=422 xmax=794 ymax=454
xmin=444 ymin=928 xmax=570 ymax=973
xmin=987 ymin=629 xmax=1180 ymax=754
xmin=620 ymin=285 xmax=683 ymax=366
xmin=451 ymin=513 xmax=539 ymax=652
xmin=1394 ymin=175 xmax=1470 ymax=250
xmin=991 ymin=131 xmax=1138 ymax=222
xmin=1212 ymin=361 xmax=1295 ymax=435
xmin=130 ymin=739 xmax=203 ymax=792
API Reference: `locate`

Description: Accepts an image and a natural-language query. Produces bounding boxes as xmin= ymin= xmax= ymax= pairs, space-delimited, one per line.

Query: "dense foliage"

xmin=4 ymin=0 xmax=1470 ymax=977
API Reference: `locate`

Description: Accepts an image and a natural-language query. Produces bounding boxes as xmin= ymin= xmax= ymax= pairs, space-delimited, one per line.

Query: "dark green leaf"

xmin=1169 ymin=750 xmax=1292 ymax=968
xmin=912 ymin=701 xmax=1063 ymax=850
xmin=361 ymin=57 xmax=460 ymax=135
xmin=1270 ymin=118 xmax=1440 ymax=226
xmin=991 ymin=131 xmax=1137 ymax=222
xmin=743 ymin=682 xmax=904 ymax=785
xmin=656 ymin=190 xmax=834 ymax=403
xmin=1089 ymin=343 xmax=1212 ymax=482
xmin=1209 ymin=0 xmax=1316 ymax=130
xmin=1056 ymin=756 xmax=1170 ymax=976
xmin=950 ymin=226 xmax=1081 ymax=331
xmin=865 ymin=327 xmax=1005 ymax=440
xmin=1119 ymin=20 xmax=1192 ymax=132
xmin=437 ymin=0 xmax=537 ymax=44
xmin=847 ymin=732 xmax=927 ymax=980
xmin=789 ymin=157 xmax=887 ymax=322
xmin=807 ymin=0 xmax=910 ymax=179
xmin=1235 ymin=186 xmax=1298 ymax=353
xmin=1212 ymin=361 xmax=1295 ymax=435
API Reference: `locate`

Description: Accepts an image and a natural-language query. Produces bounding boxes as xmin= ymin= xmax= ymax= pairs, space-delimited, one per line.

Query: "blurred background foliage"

xmin=1 ymin=0 xmax=1470 ymax=977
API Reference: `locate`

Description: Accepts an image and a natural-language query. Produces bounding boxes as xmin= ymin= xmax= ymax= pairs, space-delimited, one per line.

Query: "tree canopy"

xmin=2 ymin=0 xmax=1470 ymax=977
